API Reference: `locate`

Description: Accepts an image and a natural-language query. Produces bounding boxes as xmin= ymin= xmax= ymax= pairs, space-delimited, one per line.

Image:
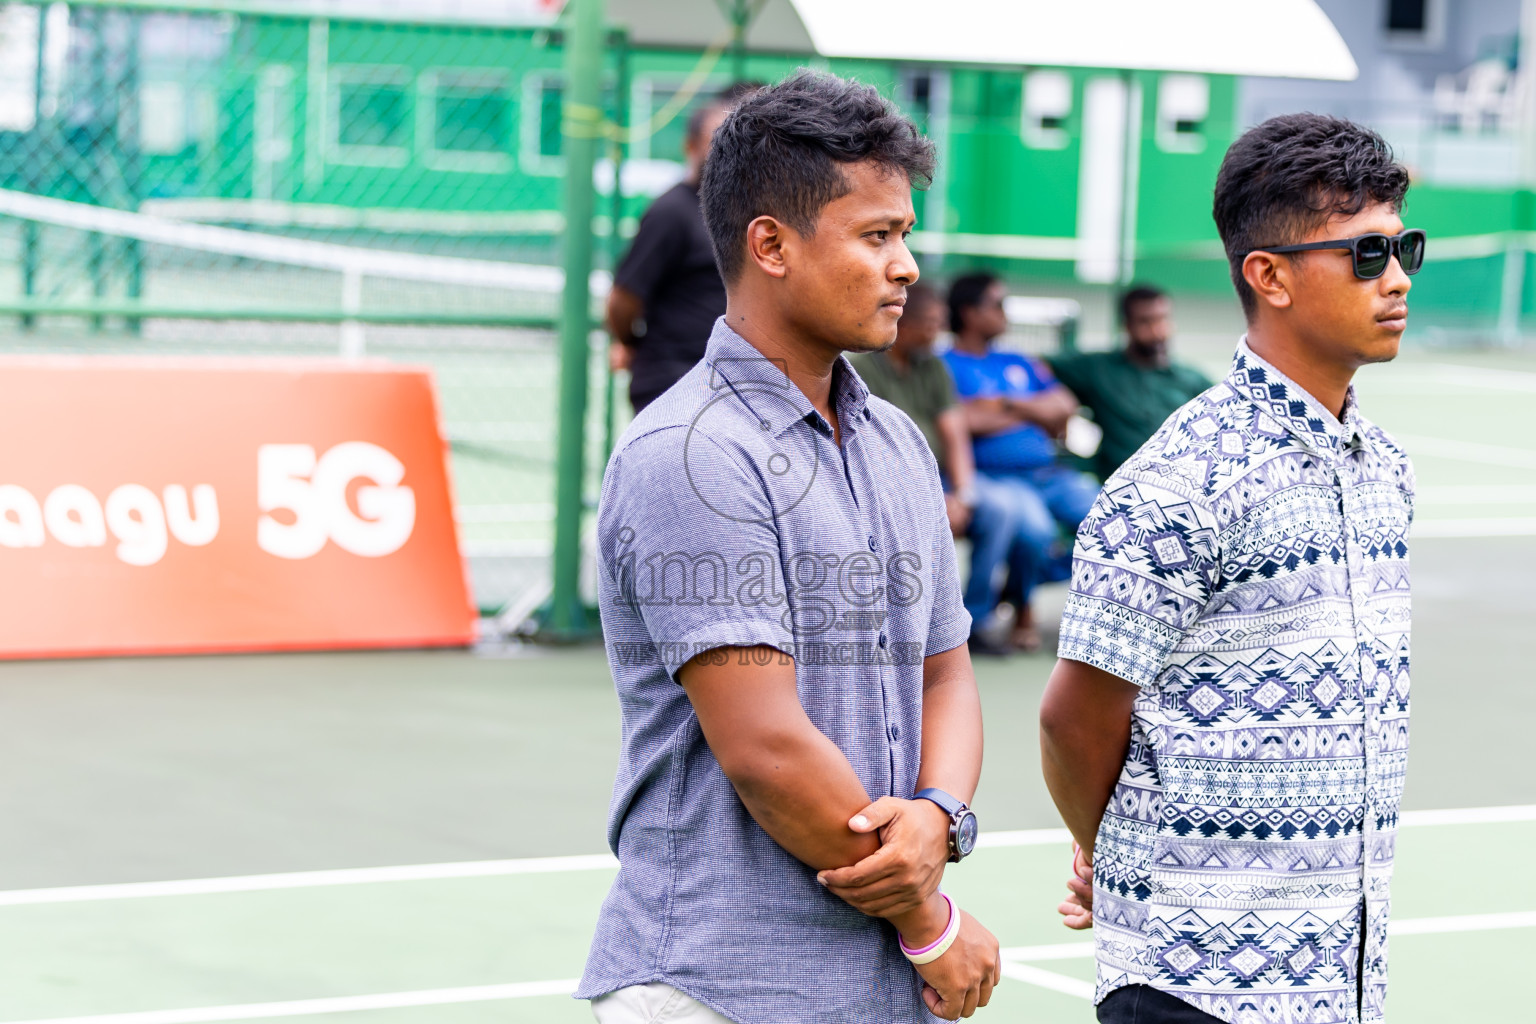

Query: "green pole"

xmin=21 ymin=5 xmax=47 ymax=332
xmin=86 ymin=7 xmax=107 ymax=333
xmin=604 ymin=30 xmax=630 ymax=465
xmin=124 ymin=8 xmax=144 ymax=335
xmin=547 ymin=0 xmax=606 ymax=639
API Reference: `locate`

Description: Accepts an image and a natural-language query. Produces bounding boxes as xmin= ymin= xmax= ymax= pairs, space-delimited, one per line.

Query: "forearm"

xmin=961 ymin=398 xmax=1022 ymax=436
xmin=1040 ymin=731 xmax=1120 ymax=858
xmin=1038 ymin=658 xmax=1137 ymax=858
xmin=737 ymin=756 xmax=952 ymax=943
xmin=725 ymin=724 xmax=881 ymax=870
xmin=918 ymin=659 xmax=983 ymax=802
xmin=1009 ymin=389 xmax=1077 ymax=435
xmin=605 ymin=287 xmax=643 ymax=347
xmin=607 ymin=320 xmax=637 ymax=347
xmin=876 ymin=647 xmax=982 ymax=944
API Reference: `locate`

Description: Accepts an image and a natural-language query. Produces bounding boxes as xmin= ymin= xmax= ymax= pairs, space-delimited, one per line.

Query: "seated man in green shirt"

xmin=1047 ymin=285 xmax=1213 ymax=480
xmin=850 ymin=284 xmax=1016 ymax=657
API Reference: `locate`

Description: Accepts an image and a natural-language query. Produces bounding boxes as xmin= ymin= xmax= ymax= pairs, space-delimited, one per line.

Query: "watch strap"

xmin=914 ymin=787 xmax=967 ymax=816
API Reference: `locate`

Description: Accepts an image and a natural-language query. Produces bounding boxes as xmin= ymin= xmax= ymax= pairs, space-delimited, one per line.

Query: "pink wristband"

xmin=899 ymin=892 xmax=958 ymax=959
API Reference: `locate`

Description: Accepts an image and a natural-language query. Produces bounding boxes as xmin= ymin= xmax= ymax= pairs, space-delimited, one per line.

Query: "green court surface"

xmin=0 ymin=345 xmax=1534 ymax=1023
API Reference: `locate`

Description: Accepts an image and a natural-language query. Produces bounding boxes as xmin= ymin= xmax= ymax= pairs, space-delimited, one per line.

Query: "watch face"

xmin=956 ymin=811 xmax=979 ymax=857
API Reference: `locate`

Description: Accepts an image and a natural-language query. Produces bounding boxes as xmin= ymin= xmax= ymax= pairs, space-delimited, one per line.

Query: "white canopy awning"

xmin=606 ymin=0 xmax=1358 ymax=81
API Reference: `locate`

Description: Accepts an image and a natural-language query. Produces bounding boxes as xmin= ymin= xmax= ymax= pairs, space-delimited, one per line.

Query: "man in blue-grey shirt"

xmin=577 ymin=72 xmax=1002 ymax=1024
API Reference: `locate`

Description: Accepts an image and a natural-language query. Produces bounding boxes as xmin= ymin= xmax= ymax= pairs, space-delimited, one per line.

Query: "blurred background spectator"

xmin=942 ymin=272 xmax=1098 ymax=653
xmin=606 ymin=82 xmax=758 ymax=412
xmin=1048 ymin=285 xmax=1213 ymax=480
xmin=851 ymin=284 xmax=1021 ymax=658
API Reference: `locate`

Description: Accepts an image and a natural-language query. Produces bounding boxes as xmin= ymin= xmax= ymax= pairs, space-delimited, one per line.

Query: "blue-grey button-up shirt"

xmin=577 ymin=320 xmax=971 ymax=1023
xmin=1059 ymin=338 xmax=1413 ymax=1023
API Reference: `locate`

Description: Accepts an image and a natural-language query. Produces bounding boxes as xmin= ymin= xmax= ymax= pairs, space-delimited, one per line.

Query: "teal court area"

xmin=0 ymin=815 xmax=1530 ymax=1024
xmin=0 ymin=345 xmax=1534 ymax=1023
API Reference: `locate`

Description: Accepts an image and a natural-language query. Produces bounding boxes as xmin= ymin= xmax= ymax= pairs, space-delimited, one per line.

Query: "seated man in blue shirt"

xmin=942 ymin=272 xmax=1099 ymax=652
xmin=579 ymin=71 xmax=1001 ymax=1024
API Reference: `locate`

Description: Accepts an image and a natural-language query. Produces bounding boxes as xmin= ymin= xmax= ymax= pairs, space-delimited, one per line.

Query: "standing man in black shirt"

xmin=607 ymin=83 xmax=758 ymax=411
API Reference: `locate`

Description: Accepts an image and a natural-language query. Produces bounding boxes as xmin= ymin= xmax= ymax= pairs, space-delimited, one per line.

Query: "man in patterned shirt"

xmin=1040 ymin=113 xmax=1419 ymax=1024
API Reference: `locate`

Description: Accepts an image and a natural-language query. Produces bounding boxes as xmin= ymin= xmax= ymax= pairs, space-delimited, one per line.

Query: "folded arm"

xmin=960 ymin=384 xmax=1077 ymax=439
xmin=1039 ymin=657 xmax=1138 ymax=930
xmin=680 ymin=644 xmax=999 ymax=1018
xmin=678 ymin=646 xmax=881 ymax=870
xmin=1038 ymin=657 xmax=1138 ymax=859
xmin=819 ymin=642 xmax=983 ymax=916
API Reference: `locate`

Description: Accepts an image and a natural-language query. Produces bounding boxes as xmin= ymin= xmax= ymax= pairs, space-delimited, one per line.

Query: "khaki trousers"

xmin=591 ymin=982 xmax=736 ymax=1024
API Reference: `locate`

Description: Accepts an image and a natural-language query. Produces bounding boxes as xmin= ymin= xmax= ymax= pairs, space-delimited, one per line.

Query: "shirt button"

xmin=868 ymin=535 xmax=876 ymax=552
xmin=888 ymin=724 xmax=901 ymax=741
xmin=878 ymin=634 xmax=887 ymax=648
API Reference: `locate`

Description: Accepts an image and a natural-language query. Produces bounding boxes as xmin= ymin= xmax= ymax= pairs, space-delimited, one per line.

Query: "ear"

xmin=1241 ymin=251 xmax=1294 ymax=312
xmin=744 ymin=215 xmax=790 ymax=279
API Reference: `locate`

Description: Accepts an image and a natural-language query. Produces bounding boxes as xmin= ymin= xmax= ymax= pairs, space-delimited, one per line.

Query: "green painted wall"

xmin=17 ymin=6 xmax=1533 ymax=325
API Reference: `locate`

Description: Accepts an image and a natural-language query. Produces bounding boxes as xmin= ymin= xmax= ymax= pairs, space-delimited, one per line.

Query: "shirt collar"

xmin=703 ymin=317 xmax=872 ymax=439
xmin=1227 ymin=335 xmax=1365 ymax=455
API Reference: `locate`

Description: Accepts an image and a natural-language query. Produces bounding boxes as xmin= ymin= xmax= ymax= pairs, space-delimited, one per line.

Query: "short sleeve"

xmin=598 ymin=429 xmax=796 ymax=677
xmin=613 ymin=195 xmax=686 ymax=305
xmin=1056 ymin=469 xmax=1221 ymax=687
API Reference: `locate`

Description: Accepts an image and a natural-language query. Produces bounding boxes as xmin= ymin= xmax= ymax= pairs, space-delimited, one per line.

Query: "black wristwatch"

xmin=914 ymin=788 xmax=979 ymax=863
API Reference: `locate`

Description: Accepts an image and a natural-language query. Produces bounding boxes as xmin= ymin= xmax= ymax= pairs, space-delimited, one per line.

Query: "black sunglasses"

xmin=1246 ymin=229 xmax=1426 ymax=280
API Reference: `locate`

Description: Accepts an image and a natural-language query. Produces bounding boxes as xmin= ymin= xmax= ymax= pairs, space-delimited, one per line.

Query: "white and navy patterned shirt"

xmin=577 ymin=320 xmax=970 ymax=1023
xmin=1059 ymin=338 xmax=1413 ymax=1024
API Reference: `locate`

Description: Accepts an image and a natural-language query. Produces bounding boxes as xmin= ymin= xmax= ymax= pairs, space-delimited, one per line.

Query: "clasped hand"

xmin=816 ymin=796 xmax=1001 ymax=1019
xmin=1057 ymin=842 xmax=1094 ymax=930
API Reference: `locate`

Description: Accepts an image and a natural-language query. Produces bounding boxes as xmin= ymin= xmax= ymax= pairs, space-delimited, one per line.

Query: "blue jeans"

xmin=961 ymin=473 xmax=1018 ymax=630
xmin=963 ymin=466 xmax=1099 ymax=628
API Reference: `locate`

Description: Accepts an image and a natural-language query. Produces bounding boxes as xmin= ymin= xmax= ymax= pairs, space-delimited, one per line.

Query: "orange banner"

xmin=0 ymin=356 xmax=476 ymax=658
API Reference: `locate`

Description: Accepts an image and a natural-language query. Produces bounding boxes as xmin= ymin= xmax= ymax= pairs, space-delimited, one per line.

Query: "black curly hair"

xmin=700 ymin=69 xmax=936 ymax=282
xmin=1213 ymin=113 xmax=1410 ymax=315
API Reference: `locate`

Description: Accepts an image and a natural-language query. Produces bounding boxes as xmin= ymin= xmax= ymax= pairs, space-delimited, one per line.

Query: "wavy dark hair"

xmin=700 ymin=70 xmax=936 ymax=282
xmin=1213 ymin=113 xmax=1410 ymax=315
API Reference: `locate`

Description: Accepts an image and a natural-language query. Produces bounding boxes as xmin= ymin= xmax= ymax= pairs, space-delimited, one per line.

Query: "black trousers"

xmin=1097 ymin=986 xmax=1223 ymax=1023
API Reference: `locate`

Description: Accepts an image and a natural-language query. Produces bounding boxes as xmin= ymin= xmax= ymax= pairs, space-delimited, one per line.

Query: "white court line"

xmin=1366 ymin=362 xmax=1536 ymax=395
xmin=1416 ymin=484 xmax=1536 ymax=504
xmin=1400 ymin=804 xmax=1536 ymax=826
xmin=1001 ymin=941 xmax=1095 ymax=962
xmin=1413 ymin=517 xmax=1536 ymax=538
xmin=0 ymin=980 xmax=580 ymax=1024
xmin=1394 ymin=434 xmax=1536 ymax=470
xmin=0 ymin=854 xmax=620 ymax=908
xmin=995 ymin=910 xmax=1536 ymax=968
xmin=998 ymin=962 xmax=1096 ymax=1000
xmin=976 ymin=827 xmax=1073 ymax=848
xmin=1391 ymin=910 xmax=1536 ymax=936
xmin=0 ymin=806 xmax=1528 ymax=909
xmin=1412 ymin=363 xmax=1536 ymax=394
xmin=1 ymin=913 xmax=1530 ymax=1022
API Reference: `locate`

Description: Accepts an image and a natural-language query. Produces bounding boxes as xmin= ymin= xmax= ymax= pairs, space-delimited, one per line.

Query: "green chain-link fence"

xmin=0 ymin=0 xmax=645 ymax=617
